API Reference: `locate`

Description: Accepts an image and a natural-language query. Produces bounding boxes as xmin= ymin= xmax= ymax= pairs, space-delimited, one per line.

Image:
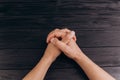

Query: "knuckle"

xmin=54 ymin=39 xmax=59 ymax=45
xmin=54 ymin=29 xmax=60 ymax=33
xmin=64 ymin=28 xmax=70 ymax=31
xmin=48 ymin=31 xmax=54 ymax=36
xmin=54 ymin=28 xmax=59 ymax=31
xmin=66 ymin=35 xmax=71 ymax=40
xmin=64 ymin=28 xmax=69 ymax=30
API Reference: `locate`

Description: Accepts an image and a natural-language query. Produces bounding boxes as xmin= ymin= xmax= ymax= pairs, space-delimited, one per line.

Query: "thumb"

xmin=50 ymin=38 xmax=71 ymax=53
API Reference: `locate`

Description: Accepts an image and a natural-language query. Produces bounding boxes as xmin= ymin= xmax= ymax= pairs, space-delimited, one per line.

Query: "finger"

xmin=62 ymin=31 xmax=75 ymax=44
xmin=60 ymin=28 xmax=71 ymax=38
xmin=47 ymin=30 xmax=66 ymax=43
xmin=72 ymin=31 xmax=77 ymax=41
xmin=60 ymin=28 xmax=71 ymax=33
xmin=61 ymin=29 xmax=76 ymax=42
xmin=50 ymin=38 xmax=71 ymax=53
xmin=46 ymin=29 xmax=60 ymax=43
xmin=61 ymin=28 xmax=76 ymax=41
xmin=46 ymin=28 xmax=71 ymax=43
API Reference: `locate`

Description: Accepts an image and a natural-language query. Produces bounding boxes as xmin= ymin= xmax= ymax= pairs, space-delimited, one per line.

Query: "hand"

xmin=44 ymin=28 xmax=76 ymax=62
xmin=50 ymin=38 xmax=83 ymax=60
xmin=46 ymin=28 xmax=76 ymax=43
xmin=23 ymin=28 xmax=116 ymax=80
xmin=43 ymin=43 xmax=61 ymax=62
xmin=47 ymin=28 xmax=83 ymax=60
xmin=50 ymin=33 xmax=84 ymax=60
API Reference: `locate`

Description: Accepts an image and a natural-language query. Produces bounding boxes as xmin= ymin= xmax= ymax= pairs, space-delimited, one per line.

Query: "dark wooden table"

xmin=0 ymin=0 xmax=120 ymax=80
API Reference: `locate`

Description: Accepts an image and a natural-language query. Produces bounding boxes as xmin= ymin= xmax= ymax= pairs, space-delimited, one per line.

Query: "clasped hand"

xmin=44 ymin=28 xmax=83 ymax=62
xmin=23 ymin=28 xmax=116 ymax=80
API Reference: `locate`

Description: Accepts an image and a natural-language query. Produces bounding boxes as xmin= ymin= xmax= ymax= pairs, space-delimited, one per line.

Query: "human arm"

xmin=22 ymin=43 xmax=61 ymax=80
xmin=74 ymin=50 xmax=116 ymax=80
xmin=50 ymin=33 xmax=116 ymax=80
xmin=23 ymin=29 xmax=75 ymax=80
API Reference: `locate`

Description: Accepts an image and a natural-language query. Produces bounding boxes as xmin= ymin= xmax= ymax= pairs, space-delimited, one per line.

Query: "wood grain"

xmin=0 ymin=1 xmax=120 ymax=30
xmin=0 ymin=0 xmax=119 ymax=80
xmin=0 ymin=47 xmax=119 ymax=69
xmin=0 ymin=67 xmax=119 ymax=80
xmin=0 ymin=30 xmax=120 ymax=48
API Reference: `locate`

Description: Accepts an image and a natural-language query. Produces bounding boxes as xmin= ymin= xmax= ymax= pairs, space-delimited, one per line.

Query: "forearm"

xmin=23 ymin=43 xmax=60 ymax=80
xmin=22 ymin=55 xmax=53 ymax=80
xmin=74 ymin=52 xmax=116 ymax=80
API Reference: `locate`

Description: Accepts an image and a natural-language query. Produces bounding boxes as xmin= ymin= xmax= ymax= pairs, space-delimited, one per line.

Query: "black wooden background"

xmin=0 ymin=0 xmax=120 ymax=80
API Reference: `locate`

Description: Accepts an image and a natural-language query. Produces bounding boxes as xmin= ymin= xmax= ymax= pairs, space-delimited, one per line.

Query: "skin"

xmin=23 ymin=28 xmax=116 ymax=80
xmin=22 ymin=43 xmax=60 ymax=80
xmin=51 ymin=37 xmax=116 ymax=80
xmin=23 ymin=29 xmax=75 ymax=80
xmin=46 ymin=28 xmax=76 ymax=43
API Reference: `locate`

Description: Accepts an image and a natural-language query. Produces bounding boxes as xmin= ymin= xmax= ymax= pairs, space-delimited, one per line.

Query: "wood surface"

xmin=0 ymin=0 xmax=120 ymax=80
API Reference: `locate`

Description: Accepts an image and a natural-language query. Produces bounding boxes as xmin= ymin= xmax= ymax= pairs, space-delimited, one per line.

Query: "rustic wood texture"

xmin=0 ymin=0 xmax=120 ymax=80
xmin=0 ymin=67 xmax=119 ymax=80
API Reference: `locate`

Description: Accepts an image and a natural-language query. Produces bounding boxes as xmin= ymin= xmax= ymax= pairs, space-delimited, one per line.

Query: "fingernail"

xmin=70 ymin=31 xmax=75 ymax=37
xmin=71 ymin=31 xmax=75 ymax=35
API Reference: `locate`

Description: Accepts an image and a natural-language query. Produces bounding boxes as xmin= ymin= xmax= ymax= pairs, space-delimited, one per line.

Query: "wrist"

xmin=73 ymin=51 xmax=87 ymax=63
xmin=44 ymin=43 xmax=61 ymax=62
xmin=42 ymin=51 xmax=61 ymax=64
xmin=41 ymin=55 xmax=54 ymax=64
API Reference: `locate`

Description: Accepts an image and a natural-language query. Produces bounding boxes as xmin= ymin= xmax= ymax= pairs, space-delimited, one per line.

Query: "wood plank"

xmin=0 ymin=47 xmax=119 ymax=69
xmin=0 ymin=67 xmax=119 ymax=80
xmin=0 ymin=0 xmax=118 ymax=2
xmin=0 ymin=30 xmax=120 ymax=48
xmin=0 ymin=2 xmax=120 ymax=30
xmin=0 ymin=2 xmax=56 ymax=16
xmin=0 ymin=49 xmax=43 ymax=69
xmin=46 ymin=67 xmax=120 ymax=80
xmin=45 ymin=66 xmax=89 ymax=80
xmin=0 ymin=0 xmax=57 ymax=2
xmin=103 ymin=67 xmax=120 ymax=80
xmin=0 ymin=70 xmax=28 ymax=80
xmin=0 ymin=69 xmax=88 ymax=80
xmin=1 ymin=15 xmax=120 ymax=30
xmin=76 ymin=30 xmax=120 ymax=47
